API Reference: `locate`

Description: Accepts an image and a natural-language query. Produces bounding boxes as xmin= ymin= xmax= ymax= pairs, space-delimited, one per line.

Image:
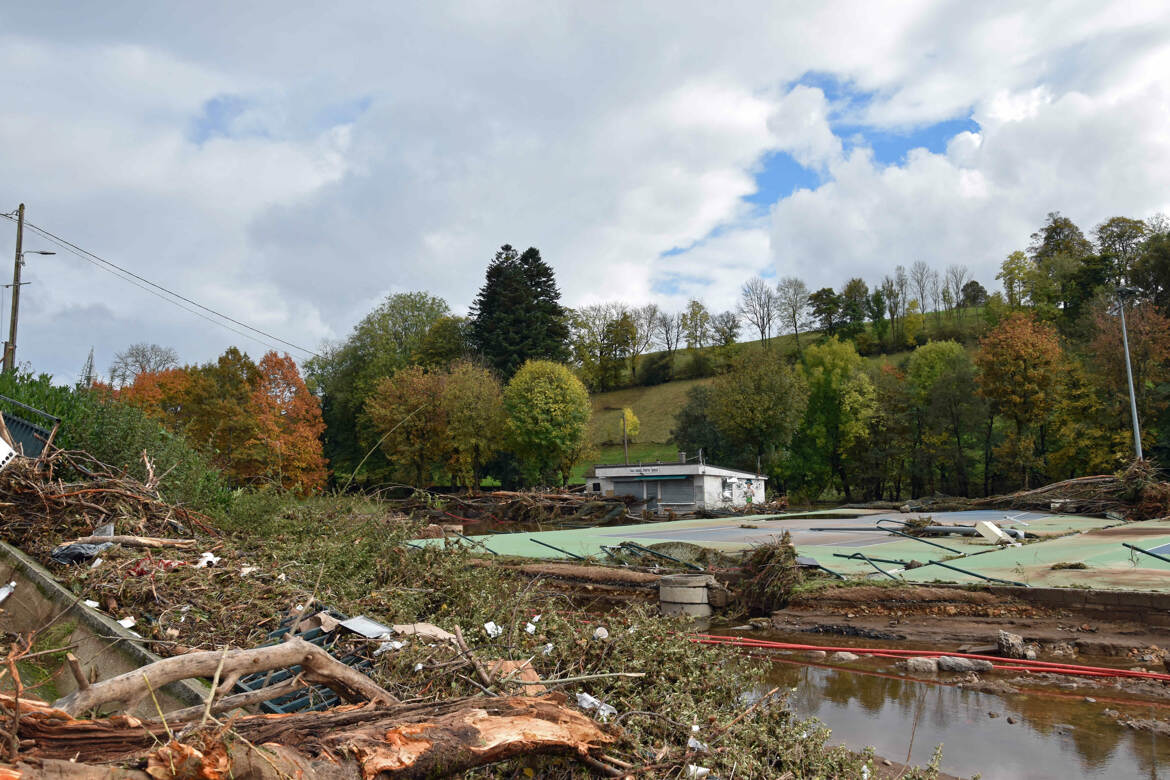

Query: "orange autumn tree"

xmin=244 ymin=351 xmax=328 ymax=493
xmin=117 ymin=367 xmax=194 ymax=428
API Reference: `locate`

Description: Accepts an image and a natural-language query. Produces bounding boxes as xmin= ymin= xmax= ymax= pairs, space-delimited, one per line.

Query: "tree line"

xmin=672 ymin=212 xmax=1170 ymax=501
xmin=72 ymin=208 xmax=1170 ymax=497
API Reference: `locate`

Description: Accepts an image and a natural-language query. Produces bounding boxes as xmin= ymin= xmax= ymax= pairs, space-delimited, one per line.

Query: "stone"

xmin=938 ymin=656 xmax=994 ymax=673
xmin=998 ymin=630 xmax=1027 ymax=659
xmin=829 ymin=651 xmax=860 ymax=663
xmin=1006 ymin=716 xmax=1018 ymax=724
xmin=988 ymin=712 xmax=1000 ymax=718
xmin=806 ymin=650 xmax=827 ymax=660
xmin=901 ymin=657 xmax=939 ymax=674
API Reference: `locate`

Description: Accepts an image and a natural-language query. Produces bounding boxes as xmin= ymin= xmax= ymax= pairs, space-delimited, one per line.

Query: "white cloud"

xmin=0 ymin=2 xmax=1168 ymax=380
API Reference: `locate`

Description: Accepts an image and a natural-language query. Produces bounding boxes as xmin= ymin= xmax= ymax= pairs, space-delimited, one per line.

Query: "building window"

xmin=592 ymin=482 xmax=601 ymax=492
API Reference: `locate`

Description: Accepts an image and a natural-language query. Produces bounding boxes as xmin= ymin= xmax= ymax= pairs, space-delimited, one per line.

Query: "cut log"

xmin=51 ymin=638 xmax=396 ymax=716
xmin=70 ymin=536 xmax=196 ymax=549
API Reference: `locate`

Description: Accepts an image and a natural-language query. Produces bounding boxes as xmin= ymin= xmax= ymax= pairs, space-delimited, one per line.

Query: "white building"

xmin=586 ymin=461 xmax=767 ymax=511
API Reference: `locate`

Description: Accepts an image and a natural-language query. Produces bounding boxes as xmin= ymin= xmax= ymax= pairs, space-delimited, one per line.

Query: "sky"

xmin=2 ymin=2 xmax=1170 ymax=382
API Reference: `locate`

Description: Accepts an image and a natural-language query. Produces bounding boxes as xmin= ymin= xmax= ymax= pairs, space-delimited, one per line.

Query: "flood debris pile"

xmin=739 ymin=532 xmax=804 ymax=614
xmin=389 ymin=489 xmax=639 ymax=529
xmin=0 ymin=447 xmax=943 ymax=779
xmin=904 ymin=461 xmax=1170 ymax=520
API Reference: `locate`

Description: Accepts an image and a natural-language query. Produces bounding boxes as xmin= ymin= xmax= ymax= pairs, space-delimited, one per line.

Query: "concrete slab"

xmin=429 ymin=508 xmax=1170 ymax=591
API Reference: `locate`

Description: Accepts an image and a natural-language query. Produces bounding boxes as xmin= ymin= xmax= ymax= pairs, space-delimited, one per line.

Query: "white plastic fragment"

xmin=413 ymin=662 xmax=424 ymax=672
xmin=196 ymin=551 xmax=221 ymax=568
xmin=0 ymin=581 xmax=15 ymax=606
xmin=277 ymin=573 xmax=287 ymax=581
xmin=484 ymin=621 xmax=503 ymax=638
xmin=575 ymin=692 xmax=617 ymax=720
xmin=90 ymin=557 xmax=103 ymax=569
xmin=84 ymin=599 xmax=99 ymax=609
xmin=118 ymin=616 xmax=136 ymax=629
xmin=687 ymin=735 xmax=709 ymax=752
xmin=861 ymin=765 xmax=870 ymax=780
xmin=531 ymin=614 xmax=541 ymax=623
xmin=592 ymin=626 xmax=609 ymax=641
xmin=684 ymin=766 xmax=710 ymax=779
xmin=541 ymin=643 xmax=555 ymax=656
xmin=525 ymin=622 xmax=537 ymax=634
xmin=240 ymin=565 xmax=259 ymax=576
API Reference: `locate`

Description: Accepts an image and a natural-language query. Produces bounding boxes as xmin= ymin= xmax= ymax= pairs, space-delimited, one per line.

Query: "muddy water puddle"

xmin=754 ymin=645 xmax=1170 ymax=778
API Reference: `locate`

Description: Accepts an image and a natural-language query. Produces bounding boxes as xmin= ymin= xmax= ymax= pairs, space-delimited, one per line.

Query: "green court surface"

xmin=429 ymin=510 xmax=1170 ymax=591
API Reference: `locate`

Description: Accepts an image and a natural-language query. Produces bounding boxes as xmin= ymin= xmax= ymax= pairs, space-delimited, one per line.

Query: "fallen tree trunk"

xmin=5 ymin=695 xmax=616 ymax=779
xmin=70 ymin=536 xmax=196 ymax=549
xmin=52 ymin=638 xmax=396 ymax=716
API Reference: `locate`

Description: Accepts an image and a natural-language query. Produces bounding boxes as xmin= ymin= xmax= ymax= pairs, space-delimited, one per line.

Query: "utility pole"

xmin=1118 ymin=287 xmax=1143 ymax=460
xmin=3 ymin=204 xmax=24 ymax=373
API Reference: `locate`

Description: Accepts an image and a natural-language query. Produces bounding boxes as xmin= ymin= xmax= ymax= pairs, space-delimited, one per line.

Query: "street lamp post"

xmin=1117 ymin=286 xmax=1143 ymax=461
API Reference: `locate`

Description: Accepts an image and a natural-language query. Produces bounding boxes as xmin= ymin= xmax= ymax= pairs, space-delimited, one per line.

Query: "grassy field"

xmin=571 ymin=311 xmax=988 ymax=483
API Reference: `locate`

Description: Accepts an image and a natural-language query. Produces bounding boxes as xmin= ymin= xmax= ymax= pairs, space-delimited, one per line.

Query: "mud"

xmin=777 ymin=585 xmax=1170 ymax=658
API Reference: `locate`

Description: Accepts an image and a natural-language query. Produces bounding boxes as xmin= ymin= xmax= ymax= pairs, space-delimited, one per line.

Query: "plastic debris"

xmin=687 ymin=735 xmax=709 ymax=752
xmin=592 ymin=626 xmax=609 ymax=641
xmin=50 ymin=541 xmax=113 ymax=565
xmin=340 ymin=615 xmax=394 ymax=638
xmin=392 ymin=623 xmax=456 ymax=643
xmin=117 ymin=616 xmax=136 ymax=629
xmin=525 ymin=622 xmax=537 ymax=634
xmin=542 ymin=643 xmax=555 ymax=656
xmin=83 ymin=599 xmax=99 ymax=609
xmin=240 ymin=565 xmax=259 ymax=576
xmin=89 ymin=557 xmax=103 ymax=569
xmin=575 ymin=692 xmax=617 ymax=720
xmin=684 ymin=766 xmax=711 ymax=779
xmin=0 ymin=581 xmax=15 ymax=605
xmin=195 ymin=551 xmax=221 ymax=568
xmin=413 ymin=662 xmax=424 ymax=672
xmin=484 ymin=621 xmax=503 ymax=638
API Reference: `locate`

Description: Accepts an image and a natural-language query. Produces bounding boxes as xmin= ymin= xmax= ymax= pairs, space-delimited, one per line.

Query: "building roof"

xmin=593 ymin=462 xmax=765 ymax=480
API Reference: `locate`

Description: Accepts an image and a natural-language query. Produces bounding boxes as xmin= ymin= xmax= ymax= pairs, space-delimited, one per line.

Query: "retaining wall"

xmin=0 ymin=540 xmax=207 ymax=713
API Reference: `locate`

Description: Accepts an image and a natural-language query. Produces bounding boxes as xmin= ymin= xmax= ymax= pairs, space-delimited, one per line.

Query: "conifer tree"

xmin=469 ymin=245 xmax=569 ymax=377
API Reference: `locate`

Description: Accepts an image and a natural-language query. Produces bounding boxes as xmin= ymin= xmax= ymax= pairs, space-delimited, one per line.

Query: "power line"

xmin=0 ymin=213 xmax=321 ymax=358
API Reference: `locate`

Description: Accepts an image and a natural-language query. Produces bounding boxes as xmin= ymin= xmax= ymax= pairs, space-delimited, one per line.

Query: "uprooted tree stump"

xmin=2 ymin=695 xmax=616 ymax=779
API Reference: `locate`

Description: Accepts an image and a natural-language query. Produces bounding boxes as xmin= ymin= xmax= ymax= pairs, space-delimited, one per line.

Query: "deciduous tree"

xmin=708 ymin=351 xmax=809 ymax=470
xmin=776 ymin=277 xmax=811 ymax=356
xmin=975 ymin=313 xmax=1063 ymax=488
xmin=739 ymin=277 xmax=778 ymax=346
xmin=365 ymin=366 xmax=447 ymax=487
xmin=245 ymin=352 xmax=328 ymax=493
xmin=789 ymin=338 xmax=875 ymax=500
xmin=502 ymin=361 xmax=591 ymax=485
xmin=109 ymin=343 xmax=179 ymax=388
xmin=442 ymin=360 xmax=505 ymax=488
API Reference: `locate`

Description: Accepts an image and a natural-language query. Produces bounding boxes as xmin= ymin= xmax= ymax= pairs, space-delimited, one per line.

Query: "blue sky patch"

xmin=744 ymin=150 xmax=822 ymax=207
xmin=189 ymin=94 xmax=254 ymax=143
xmin=836 ymin=115 xmax=979 ymax=165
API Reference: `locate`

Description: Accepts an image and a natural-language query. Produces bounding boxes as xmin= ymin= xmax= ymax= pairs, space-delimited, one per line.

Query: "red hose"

xmin=691 ymin=633 xmax=1170 ymax=682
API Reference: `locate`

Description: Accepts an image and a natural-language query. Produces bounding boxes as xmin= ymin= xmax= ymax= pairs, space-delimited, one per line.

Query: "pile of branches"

xmin=0 ymin=450 xmax=313 ymax=653
xmin=740 ymin=531 xmax=803 ymax=614
xmin=906 ymin=462 xmax=1170 ymax=520
xmin=0 ymin=638 xmax=615 ymax=779
xmin=392 ymin=490 xmax=639 ymax=528
xmin=0 ymin=449 xmax=218 ymax=560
